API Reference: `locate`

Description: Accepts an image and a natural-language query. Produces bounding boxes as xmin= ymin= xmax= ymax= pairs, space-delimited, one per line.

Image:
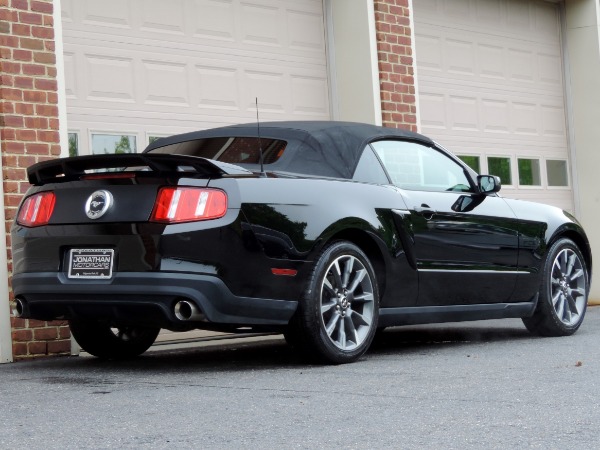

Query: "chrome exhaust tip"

xmin=174 ymin=300 xmax=205 ymax=321
xmin=13 ymin=297 xmax=27 ymax=318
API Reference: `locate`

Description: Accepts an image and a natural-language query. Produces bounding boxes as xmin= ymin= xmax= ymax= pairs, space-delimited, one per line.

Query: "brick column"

xmin=1 ymin=0 xmax=70 ymax=358
xmin=374 ymin=0 xmax=418 ymax=131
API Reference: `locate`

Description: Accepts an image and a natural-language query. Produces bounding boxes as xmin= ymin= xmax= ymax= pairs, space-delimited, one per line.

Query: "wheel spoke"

xmin=345 ymin=315 xmax=358 ymax=345
xmin=562 ymin=300 xmax=572 ymax=323
xmin=349 ymin=309 xmax=369 ymax=327
xmin=565 ymin=294 xmax=579 ymax=316
xmin=347 ymin=269 xmax=367 ymax=294
xmin=321 ymin=299 xmax=337 ymax=314
xmin=566 ymin=253 xmax=577 ymax=278
xmin=352 ymin=292 xmax=374 ymax=303
xmin=559 ymin=252 xmax=567 ymax=275
xmin=551 ymin=289 xmax=561 ymax=307
xmin=571 ymin=287 xmax=586 ymax=297
xmin=342 ymin=256 xmax=354 ymax=288
xmin=338 ymin=320 xmax=347 ymax=348
xmin=569 ymin=269 xmax=584 ymax=282
xmin=555 ymin=294 xmax=565 ymax=320
xmin=325 ymin=313 xmax=340 ymax=336
xmin=331 ymin=261 xmax=343 ymax=289
xmin=323 ymin=278 xmax=336 ymax=297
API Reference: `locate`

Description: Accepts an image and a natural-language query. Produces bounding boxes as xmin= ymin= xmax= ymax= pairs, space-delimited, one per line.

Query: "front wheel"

xmin=69 ymin=320 xmax=160 ymax=359
xmin=293 ymin=241 xmax=379 ymax=364
xmin=523 ymin=238 xmax=589 ymax=336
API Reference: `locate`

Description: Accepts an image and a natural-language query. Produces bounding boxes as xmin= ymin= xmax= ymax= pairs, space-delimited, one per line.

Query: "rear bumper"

xmin=12 ymin=272 xmax=297 ymax=329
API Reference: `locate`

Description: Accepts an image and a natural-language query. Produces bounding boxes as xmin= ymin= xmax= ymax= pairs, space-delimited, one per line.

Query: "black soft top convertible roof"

xmin=144 ymin=121 xmax=434 ymax=179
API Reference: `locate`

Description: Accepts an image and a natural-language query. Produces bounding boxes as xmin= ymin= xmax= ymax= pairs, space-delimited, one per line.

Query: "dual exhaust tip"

xmin=174 ymin=300 xmax=205 ymax=322
xmin=13 ymin=297 xmax=204 ymax=322
xmin=13 ymin=297 xmax=27 ymax=318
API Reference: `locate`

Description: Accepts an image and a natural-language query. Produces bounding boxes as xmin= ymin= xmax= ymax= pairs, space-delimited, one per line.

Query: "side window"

xmin=353 ymin=146 xmax=390 ymax=184
xmin=371 ymin=140 xmax=473 ymax=192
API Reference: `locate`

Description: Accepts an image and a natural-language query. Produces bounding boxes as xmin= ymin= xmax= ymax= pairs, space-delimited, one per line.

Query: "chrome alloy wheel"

xmin=319 ymin=254 xmax=375 ymax=351
xmin=551 ymin=248 xmax=587 ymax=326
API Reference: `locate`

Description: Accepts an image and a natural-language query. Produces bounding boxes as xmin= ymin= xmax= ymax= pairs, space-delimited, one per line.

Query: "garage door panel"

xmin=417 ymin=24 xmax=564 ymax=97
xmin=143 ymin=61 xmax=190 ymax=107
xmin=418 ymin=0 xmax=560 ymax=45
xmin=418 ymin=86 xmax=566 ymax=140
xmin=62 ymin=0 xmax=330 ymax=155
xmin=141 ymin=0 xmax=187 ymax=35
xmin=63 ymin=1 xmax=326 ymax=60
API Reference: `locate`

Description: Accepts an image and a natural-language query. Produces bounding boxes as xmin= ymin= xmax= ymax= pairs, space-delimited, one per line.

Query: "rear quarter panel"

xmin=222 ymin=177 xmax=419 ymax=307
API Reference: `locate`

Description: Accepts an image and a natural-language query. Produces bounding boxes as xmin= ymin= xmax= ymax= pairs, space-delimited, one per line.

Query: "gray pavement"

xmin=1 ymin=307 xmax=600 ymax=449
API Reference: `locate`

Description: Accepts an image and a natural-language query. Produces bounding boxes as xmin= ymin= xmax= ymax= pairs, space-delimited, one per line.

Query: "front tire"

xmin=294 ymin=241 xmax=379 ymax=364
xmin=69 ymin=320 xmax=160 ymax=359
xmin=523 ymin=238 xmax=589 ymax=336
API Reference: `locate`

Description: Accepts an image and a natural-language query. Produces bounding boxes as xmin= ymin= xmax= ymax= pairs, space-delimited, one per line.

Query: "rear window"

xmin=147 ymin=137 xmax=287 ymax=165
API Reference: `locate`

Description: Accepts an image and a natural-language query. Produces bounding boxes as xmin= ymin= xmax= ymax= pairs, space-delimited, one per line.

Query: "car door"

xmin=371 ymin=140 xmax=521 ymax=306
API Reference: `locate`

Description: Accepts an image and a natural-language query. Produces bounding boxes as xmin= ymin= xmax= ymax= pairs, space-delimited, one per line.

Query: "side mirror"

xmin=477 ymin=175 xmax=501 ymax=194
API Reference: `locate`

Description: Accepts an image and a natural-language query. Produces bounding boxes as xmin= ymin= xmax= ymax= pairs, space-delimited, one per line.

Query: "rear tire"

xmin=293 ymin=241 xmax=379 ymax=364
xmin=69 ymin=320 xmax=160 ymax=359
xmin=522 ymin=238 xmax=589 ymax=336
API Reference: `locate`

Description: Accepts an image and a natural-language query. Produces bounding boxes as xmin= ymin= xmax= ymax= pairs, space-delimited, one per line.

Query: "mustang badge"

xmin=85 ymin=190 xmax=113 ymax=219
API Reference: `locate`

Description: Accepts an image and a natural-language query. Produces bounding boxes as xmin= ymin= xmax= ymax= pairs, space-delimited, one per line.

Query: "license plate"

xmin=68 ymin=249 xmax=114 ymax=279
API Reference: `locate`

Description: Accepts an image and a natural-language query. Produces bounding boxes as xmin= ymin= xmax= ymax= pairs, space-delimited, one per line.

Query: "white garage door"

xmin=414 ymin=0 xmax=573 ymax=212
xmin=61 ymin=0 xmax=330 ymax=156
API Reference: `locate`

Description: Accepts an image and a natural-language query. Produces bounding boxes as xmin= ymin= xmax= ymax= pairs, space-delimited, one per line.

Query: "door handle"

xmin=414 ymin=204 xmax=436 ymax=219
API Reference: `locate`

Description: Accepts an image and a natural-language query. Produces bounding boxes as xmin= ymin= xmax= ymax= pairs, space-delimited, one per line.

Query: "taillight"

xmin=17 ymin=192 xmax=56 ymax=227
xmin=150 ymin=187 xmax=227 ymax=223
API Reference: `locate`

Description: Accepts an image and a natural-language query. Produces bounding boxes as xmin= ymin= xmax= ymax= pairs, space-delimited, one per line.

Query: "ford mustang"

xmin=11 ymin=121 xmax=592 ymax=363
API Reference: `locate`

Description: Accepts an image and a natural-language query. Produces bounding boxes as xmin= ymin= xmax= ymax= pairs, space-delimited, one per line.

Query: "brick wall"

xmin=374 ymin=0 xmax=418 ymax=131
xmin=0 ymin=0 xmax=70 ymax=358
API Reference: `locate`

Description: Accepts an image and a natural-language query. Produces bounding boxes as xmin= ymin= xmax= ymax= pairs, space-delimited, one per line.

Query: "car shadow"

xmin=369 ymin=322 xmax=534 ymax=356
xmin=18 ymin=321 xmax=538 ymax=377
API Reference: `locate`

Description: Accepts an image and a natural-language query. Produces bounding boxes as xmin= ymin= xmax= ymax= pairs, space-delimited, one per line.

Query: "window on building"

xmin=487 ymin=157 xmax=512 ymax=185
xmin=458 ymin=155 xmax=480 ymax=173
xmin=518 ymin=158 xmax=541 ymax=186
xmin=91 ymin=134 xmax=137 ymax=155
xmin=68 ymin=132 xmax=78 ymax=157
xmin=546 ymin=159 xmax=569 ymax=187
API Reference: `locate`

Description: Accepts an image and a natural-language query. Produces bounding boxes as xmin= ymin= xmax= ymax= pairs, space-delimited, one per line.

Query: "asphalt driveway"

xmin=1 ymin=308 xmax=599 ymax=449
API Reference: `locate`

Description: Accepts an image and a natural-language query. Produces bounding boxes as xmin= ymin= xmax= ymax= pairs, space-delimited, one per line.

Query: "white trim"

xmin=324 ymin=0 xmax=339 ymax=121
xmin=54 ymin=0 xmax=68 ymax=158
xmin=54 ymin=0 xmax=80 ymax=355
xmin=559 ymin=2 xmax=581 ymax=218
xmin=366 ymin=0 xmax=382 ymax=126
xmin=407 ymin=0 xmax=421 ymax=132
xmin=0 ymin=156 xmax=14 ymax=363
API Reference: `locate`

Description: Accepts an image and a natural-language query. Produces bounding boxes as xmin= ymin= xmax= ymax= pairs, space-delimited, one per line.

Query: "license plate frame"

xmin=68 ymin=248 xmax=114 ymax=279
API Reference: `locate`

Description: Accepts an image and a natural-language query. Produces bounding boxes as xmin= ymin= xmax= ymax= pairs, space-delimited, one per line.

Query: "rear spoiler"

xmin=27 ymin=153 xmax=252 ymax=185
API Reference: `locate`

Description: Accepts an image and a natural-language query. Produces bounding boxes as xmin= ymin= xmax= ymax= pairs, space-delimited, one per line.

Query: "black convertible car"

xmin=11 ymin=121 xmax=592 ymax=363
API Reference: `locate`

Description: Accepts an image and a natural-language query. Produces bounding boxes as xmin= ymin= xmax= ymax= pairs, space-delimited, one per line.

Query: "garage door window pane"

xmin=458 ymin=155 xmax=480 ymax=173
xmin=68 ymin=133 xmax=78 ymax=157
xmin=518 ymin=158 xmax=541 ymax=186
xmin=92 ymin=134 xmax=137 ymax=155
xmin=547 ymin=160 xmax=569 ymax=187
xmin=487 ymin=157 xmax=512 ymax=185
